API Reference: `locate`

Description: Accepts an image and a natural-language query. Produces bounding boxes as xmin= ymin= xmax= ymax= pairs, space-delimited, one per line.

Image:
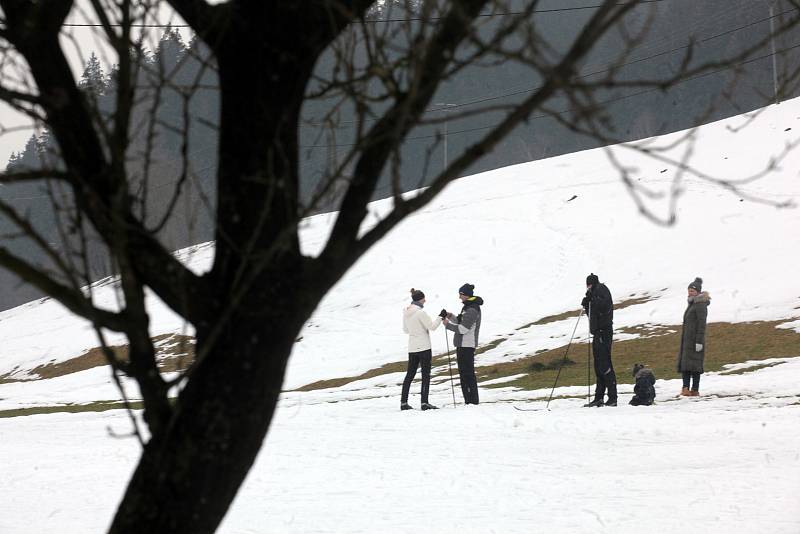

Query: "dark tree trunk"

xmin=109 ymin=273 xmax=315 ymax=533
xmin=110 ymin=17 xmax=323 ymax=532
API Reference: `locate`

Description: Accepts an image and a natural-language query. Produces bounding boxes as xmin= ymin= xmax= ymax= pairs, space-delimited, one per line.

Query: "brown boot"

xmin=680 ymin=387 xmax=690 ymax=396
xmin=688 ymin=390 xmax=700 ymax=397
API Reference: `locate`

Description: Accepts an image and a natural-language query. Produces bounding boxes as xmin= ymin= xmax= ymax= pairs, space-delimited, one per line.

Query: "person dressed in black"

xmin=442 ymin=283 xmax=483 ymax=405
xmin=629 ymin=363 xmax=656 ymax=406
xmin=582 ymin=273 xmax=617 ymax=407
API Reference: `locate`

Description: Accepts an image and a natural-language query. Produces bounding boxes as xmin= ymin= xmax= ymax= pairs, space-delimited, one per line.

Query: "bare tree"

xmin=0 ymin=1 xmax=798 ymax=532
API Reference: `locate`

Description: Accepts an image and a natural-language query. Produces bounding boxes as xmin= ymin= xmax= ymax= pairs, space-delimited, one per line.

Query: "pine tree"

xmin=6 ymin=151 xmax=19 ymax=172
xmin=79 ymin=52 xmax=106 ymax=95
xmin=157 ymin=28 xmax=186 ymax=70
xmin=15 ymin=134 xmax=40 ymax=170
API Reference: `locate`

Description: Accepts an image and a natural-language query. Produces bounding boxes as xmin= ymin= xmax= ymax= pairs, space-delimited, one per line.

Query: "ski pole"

xmin=587 ymin=302 xmax=592 ymax=403
xmin=546 ymin=308 xmax=584 ymax=409
xmin=444 ymin=328 xmax=457 ymax=408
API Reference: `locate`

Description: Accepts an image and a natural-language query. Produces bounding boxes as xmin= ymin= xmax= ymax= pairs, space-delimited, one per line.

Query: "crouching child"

xmin=629 ymin=363 xmax=656 ymax=406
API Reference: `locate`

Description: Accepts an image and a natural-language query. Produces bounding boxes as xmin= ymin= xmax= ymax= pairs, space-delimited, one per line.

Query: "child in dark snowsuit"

xmin=629 ymin=363 xmax=656 ymax=406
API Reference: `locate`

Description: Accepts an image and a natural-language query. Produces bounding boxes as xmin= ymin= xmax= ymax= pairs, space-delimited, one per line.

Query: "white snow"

xmin=0 ymin=96 xmax=799 ymax=533
xmin=1 ymin=361 xmax=799 ymax=533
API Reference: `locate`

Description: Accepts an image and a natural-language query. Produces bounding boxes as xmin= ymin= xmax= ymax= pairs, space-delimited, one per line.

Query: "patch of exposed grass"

xmin=515 ymin=294 xmax=659 ymax=330
xmin=0 ymin=365 xmax=24 ymax=384
xmin=291 ymin=360 xmax=409 ymax=392
xmin=525 ymin=357 xmax=576 ymax=373
xmin=30 ymin=345 xmax=128 ymax=380
xmin=293 ymin=320 xmax=800 ymax=393
xmin=516 ymin=309 xmax=582 ymax=330
xmin=476 ymin=337 xmax=506 ymax=355
xmin=479 ymin=320 xmax=800 ymax=391
xmin=617 ymin=324 xmax=676 ymax=338
xmin=293 ymin=337 xmax=509 ymax=392
xmin=24 ymin=333 xmax=195 ymax=380
xmin=615 ymin=294 xmax=658 ymax=311
xmin=718 ymin=361 xmax=786 ymax=375
xmin=0 ymin=400 xmax=144 ymax=418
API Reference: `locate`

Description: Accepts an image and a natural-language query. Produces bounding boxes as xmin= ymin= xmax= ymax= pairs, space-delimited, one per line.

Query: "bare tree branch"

xmin=0 ymin=246 xmax=129 ymax=331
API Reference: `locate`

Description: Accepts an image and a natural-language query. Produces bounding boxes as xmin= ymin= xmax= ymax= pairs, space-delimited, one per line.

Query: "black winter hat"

xmin=586 ymin=273 xmax=599 ymax=286
xmin=632 ymin=363 xmax=645 ymax=377
xmin=410 ymin=288 xmax=425 ymax=302
xmin=458 ymin=283 xmax=475 ymax=297
xmin=688 ymin=277 xmax=703 ymax=292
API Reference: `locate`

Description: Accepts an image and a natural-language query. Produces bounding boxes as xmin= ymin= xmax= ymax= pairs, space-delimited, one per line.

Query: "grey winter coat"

xmin=677 ymin=291 xmax=711 ymax=373
xmin=445 ymin=296 xmax=483 ymax=348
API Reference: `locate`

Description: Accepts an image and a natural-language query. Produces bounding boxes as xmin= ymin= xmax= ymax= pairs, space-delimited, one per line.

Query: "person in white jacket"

xmin=401 ymin=288 xmax=442 ymax=411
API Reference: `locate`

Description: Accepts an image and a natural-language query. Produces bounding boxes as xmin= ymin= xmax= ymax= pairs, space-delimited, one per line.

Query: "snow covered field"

xmin=2 ymin=360 xmax=799 ymax=533
xmin=0 ymin=96 xmax=799 ymax=532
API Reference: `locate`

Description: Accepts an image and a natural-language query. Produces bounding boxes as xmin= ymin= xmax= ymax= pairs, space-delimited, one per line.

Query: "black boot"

xmin=401 ymin=403 xmax=413 ymax=411
xmin=421 ymin=403 xmax=439 ymax=411
xmin=583 ymin=399 xmax=604 ymax=407
xmin=604 ymin=399 xmax=617 ymax=407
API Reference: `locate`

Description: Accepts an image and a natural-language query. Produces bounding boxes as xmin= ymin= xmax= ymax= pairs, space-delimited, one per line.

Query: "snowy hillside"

xmin=0 ymin=97 xmax=799 ymax=533
xmin=1 ymin=93 xmax=798 ymax=392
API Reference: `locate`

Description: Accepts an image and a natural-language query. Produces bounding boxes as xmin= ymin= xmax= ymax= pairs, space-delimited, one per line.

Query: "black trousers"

xmin=456 ymin=346 xmax=479 ymax=404
xmin=682 ymin=371 xmax=701 ymax=391
xmin=592 ymin=330 xmax=617 ymax=402
xmin=401 ymin=349 xmax=432 ymax=404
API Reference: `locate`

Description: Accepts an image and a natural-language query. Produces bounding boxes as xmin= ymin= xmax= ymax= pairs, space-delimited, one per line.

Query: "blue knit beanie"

xmin=458 ymin=283 xmax=474 ymax=297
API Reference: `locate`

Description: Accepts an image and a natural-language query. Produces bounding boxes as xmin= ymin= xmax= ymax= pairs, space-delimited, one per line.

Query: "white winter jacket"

xmin=402 ymin=303 xmax=442 ymax=353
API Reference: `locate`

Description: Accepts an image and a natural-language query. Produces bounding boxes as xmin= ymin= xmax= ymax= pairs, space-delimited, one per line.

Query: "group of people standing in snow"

xmin=401 ymin=284 xmax=482 ymax=410
xmin=400 ymin=274 xmax=710 ymax=410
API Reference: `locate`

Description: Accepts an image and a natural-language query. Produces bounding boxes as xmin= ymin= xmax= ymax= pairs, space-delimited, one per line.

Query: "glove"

xmin=581 ymin=296 xmax=589 ymax=307
xmin=695 ymin=343 xmax=703 ymax=352
xmin=439 ymin=309 xmax=448 ymax=318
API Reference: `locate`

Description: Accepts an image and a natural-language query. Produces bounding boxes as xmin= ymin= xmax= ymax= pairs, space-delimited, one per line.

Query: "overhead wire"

xmin=55 ymin=1 xmax=668 ymax=28
xmin=298 ymin=5 xmax=799 ymax=147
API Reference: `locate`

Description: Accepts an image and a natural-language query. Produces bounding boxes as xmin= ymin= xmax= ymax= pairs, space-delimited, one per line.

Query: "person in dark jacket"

xmin=629 ymin=363 xmax=656 ymax=406
xmin=581 ymin=273 xmax=617 ymax=407
xmin=677 ymin=277 xmax=710 ymax=397
xmin=442 ymin=283 xmax=483 ymax=405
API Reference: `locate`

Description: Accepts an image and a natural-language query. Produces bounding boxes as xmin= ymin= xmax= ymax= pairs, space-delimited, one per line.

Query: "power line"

xmin=57 ymin=1 xmax=666 ymax=28
xmin=299 ymin=40 xmax=800 ymax=149
xmin=306 ymin=3 xmax=797 ymax=127
xmin=446 ymin=4 xmax=798 ymax=109
xmin=369 ymin=0 xmax=666 ymax=22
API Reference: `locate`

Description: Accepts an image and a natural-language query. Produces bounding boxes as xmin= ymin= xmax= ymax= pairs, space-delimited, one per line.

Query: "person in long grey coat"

xmin=677 ymin=277 xmax=711 ymax=396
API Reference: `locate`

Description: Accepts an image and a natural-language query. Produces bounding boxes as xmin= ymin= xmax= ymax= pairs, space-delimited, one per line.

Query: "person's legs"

xmin=401 ymin=352 xmax=421 ymax=406
xmin=456 ymin=347 xmax=470 ymax=402
xmin=463 ymin=347 xmax=479 ymax=404
xmin=457 ymin=347 xmax=478 ymax=404
xmin=603 ymin=333 xmax=617 ymax=404
xmin=592 ymin=336 xmax=606 ymax=403
xmin=691 ymin=372 xmax=701 ymax=394
xmin=419 ymin=350 xmax=432 ymax=404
